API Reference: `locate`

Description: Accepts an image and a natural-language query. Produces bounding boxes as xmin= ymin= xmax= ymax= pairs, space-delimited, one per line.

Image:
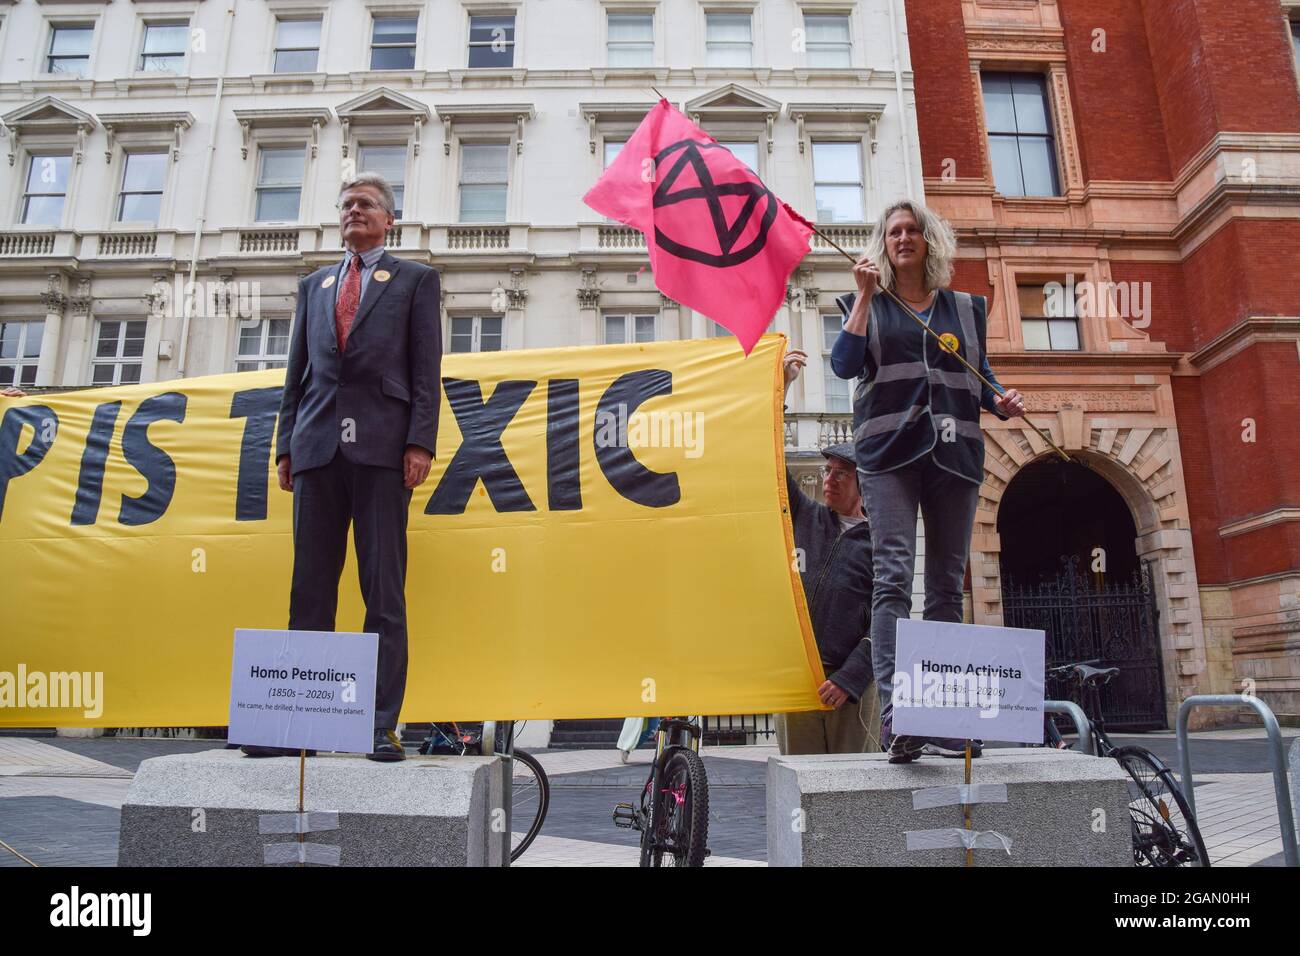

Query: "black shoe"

xmin=366 ymin=729 xmax=406 ymax=762
xmin=922 ymin=738 xmax=983 ymax=759
xmin=886 ymin=735 xmax=926 ymax=764
xmin=240 ymin=745 xmax=316 ymax=758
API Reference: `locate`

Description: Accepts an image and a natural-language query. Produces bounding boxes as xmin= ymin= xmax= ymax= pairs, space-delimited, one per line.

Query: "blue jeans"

xmin=859 ymin=456 xmax=981 ymax=719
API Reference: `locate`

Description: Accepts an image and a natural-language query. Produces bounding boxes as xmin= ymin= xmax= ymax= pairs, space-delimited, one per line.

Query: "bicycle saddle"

xmin=1072 ymin=663 xmax=1119 ymax=685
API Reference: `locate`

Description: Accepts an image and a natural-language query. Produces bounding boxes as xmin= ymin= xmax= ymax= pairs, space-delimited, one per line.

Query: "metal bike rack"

xmin=1044 ymin=700 xmax=1094 ymax=755
xmin=1175 ymin=695 xmax=1297 ymax=868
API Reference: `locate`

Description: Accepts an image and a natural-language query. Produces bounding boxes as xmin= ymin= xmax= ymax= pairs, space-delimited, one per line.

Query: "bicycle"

xmin=611 ymin=717 xmax=710 ymax=867
xmin=1043 ymin=660 xmax=1209 ymax=868
xmin=418 ymin=720 xmax=550 ymax=864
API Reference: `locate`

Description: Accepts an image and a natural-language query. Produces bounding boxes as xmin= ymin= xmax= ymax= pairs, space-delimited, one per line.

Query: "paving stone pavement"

xmin=1103 ymin=731 xmax=1298 ymax=775
xmin=0 ymin=737 xmax=133 ymax=777
xmin=1 ymin=733 xmax=1295 ymax=868
xmin=6 ymin=735 xmax=227 ymax=774
xmin=529 ymin=779 xmax=768 ymax=860
xmin=511 ymin=833 xmax=763 ymax=867
xmin=0 ymin=797 xmax=122 ymax=867
xmin=1186 ymin=773 xmax=1292 ymax=867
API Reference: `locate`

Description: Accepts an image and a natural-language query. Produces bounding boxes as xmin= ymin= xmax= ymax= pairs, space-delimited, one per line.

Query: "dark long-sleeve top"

xmin=831 ymin=297 xmax=1006 ymax=417
xmin=786 ymin=468 xmax=874 ymax=701
xmin=829 ymin=289 xmax=1007 ymax=483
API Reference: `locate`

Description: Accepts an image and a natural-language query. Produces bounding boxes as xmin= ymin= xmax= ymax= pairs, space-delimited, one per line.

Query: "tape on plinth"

xmin=905 ymin=828 xmax=1013 ymax=854
xmin=911 ymin=784 xmax=1009 ymax=810
xmin=258 ymin=811 xmax=340 ymax=834
xmin=263 ymin=842 xmax=342 ymax=866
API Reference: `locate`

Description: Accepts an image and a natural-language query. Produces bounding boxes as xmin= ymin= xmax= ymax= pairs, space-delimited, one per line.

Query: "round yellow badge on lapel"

xmin=322 ymin=275 xmax=336 ymax=289
xmin=938 ymin=332 xmax=960 ymax=354
xmin=374 ymin=270 xmax=391 ymax=283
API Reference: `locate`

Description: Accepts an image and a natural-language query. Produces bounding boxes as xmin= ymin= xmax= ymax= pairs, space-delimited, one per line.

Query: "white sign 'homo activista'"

xmin=891 ymin=619 xmax=1045 ymax=745
xmin=228 ymin=629 xmax=377 ymax=754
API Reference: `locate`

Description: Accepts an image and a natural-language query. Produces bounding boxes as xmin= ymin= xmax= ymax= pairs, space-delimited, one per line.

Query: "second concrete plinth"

xmin=768 ymin=747 xmax=1134 ymax=866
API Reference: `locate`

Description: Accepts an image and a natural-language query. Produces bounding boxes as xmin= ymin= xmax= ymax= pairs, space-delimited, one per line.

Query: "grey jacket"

xmin=786 ymin=469 xmax=875 ymax=701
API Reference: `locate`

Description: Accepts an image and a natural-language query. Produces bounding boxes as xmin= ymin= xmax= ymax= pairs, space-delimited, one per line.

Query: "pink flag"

xmin=584 ymin=100 xmax=813 ymax=355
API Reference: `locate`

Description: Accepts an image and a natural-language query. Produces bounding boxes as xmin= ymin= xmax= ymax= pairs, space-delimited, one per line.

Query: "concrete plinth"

xmin=768 ymin=748 xmax=1134 ymax=867
xmin=117 ymin=750 xmax=503 ymax=867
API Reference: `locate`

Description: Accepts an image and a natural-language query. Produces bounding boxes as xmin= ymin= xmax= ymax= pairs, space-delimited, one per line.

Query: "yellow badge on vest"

xmin=938 ymin=332 xmax=960 ymax=354
xmin=321 ymin=275 xmax=336 ymax=289
xmin=374 ymin=270 xmax=391 ymax=283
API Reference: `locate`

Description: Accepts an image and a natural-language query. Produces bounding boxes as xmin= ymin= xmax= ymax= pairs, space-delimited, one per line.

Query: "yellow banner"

xmin=0 ymin=334 xmax=823 ymax=727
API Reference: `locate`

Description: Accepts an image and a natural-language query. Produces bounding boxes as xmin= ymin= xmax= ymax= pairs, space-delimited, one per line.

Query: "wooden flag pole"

xmin=298 ymin=748 xmax=306 ymax=868
xmin=809 ymin=225 xmax=1071 ymax=463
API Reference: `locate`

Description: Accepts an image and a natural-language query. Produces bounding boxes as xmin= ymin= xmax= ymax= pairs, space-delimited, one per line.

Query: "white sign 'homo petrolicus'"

xmin=228 ymin=629 xmax=377 ymax=754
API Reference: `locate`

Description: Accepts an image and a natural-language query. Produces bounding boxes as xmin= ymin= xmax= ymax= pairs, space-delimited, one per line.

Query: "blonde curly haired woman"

xmin=831 ymin=199 xmax=1026 ymax=764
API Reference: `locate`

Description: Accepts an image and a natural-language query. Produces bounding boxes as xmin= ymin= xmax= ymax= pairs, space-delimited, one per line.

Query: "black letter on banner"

xmin=71 ymin=402 xmax=123 ymax=526
xmin=118 ymin=392 xmax=188 ymax=526
xmin=229 ymin=387 xmax=282 ymax=521
xmin=546 ymin=379 xmax=582 ymax=511
xmin=595 ymin=370 xmax=680 ymax=508
xmin=425 ymin=379 xmax=536 ymax=515
xmin=0 ymin=405 xmax=58 ymax=521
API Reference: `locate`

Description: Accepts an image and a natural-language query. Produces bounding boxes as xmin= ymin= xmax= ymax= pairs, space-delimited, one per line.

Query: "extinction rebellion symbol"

xmin=651 ymin=139 xmax=777 ymax=268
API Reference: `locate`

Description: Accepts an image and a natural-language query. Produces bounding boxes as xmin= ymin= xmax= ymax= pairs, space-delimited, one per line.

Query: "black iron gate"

xmin=1001 ymin=556 xmax=1167 ymax=730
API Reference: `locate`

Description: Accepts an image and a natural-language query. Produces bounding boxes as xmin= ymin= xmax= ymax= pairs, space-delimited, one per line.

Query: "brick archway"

xmin=971 ymin=421 xmax=1213 ymax=724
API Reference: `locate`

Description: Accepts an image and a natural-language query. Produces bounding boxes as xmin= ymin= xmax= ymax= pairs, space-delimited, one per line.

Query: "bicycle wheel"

xmin=649 ymin=748 xmax=709 ymax=867
xmin=1113 ymin=746 xmax=1209 ymax=868
xmin=636 ymin=770 xmax=657 ymax=867
xmin=509 ymin=749 xmax=549 ymax=863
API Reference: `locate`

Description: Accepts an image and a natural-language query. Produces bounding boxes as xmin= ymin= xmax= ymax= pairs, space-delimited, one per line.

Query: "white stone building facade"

xmin=0 ymin=0 xmax=921 ymax=449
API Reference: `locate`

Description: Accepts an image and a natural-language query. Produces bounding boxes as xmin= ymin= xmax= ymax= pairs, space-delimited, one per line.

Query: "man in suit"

xmin=243 ymin=172 xmax=441 ymax=761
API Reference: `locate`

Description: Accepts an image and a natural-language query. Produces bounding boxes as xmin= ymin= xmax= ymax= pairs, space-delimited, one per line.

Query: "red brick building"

xmin=905 ymin=0 xmax=1300 ymax=726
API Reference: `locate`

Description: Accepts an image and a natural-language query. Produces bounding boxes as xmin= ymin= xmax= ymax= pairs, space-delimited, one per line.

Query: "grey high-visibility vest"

xmin=835 ymin=288 xmax=999 ymax=484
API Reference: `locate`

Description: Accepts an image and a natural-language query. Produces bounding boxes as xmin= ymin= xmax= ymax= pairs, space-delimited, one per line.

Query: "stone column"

xmin=789 ymin=272 xmax=824 ymax=415
xmin=504 ymin=268 xmax=527 ymax=350
xmin=659 ymin=292 xmax=680 ymax=339
xmin=35 ymin=273 xmax=68 ymax=386
xmin=207 ymin=272 xmax=237 ymax=376
xmin=67 ymin=276 xmax=92 ymax=384
xmin=690 ymin=308 xmax=707 ymax=339
xmin=577 ymin=268 xmax=600 ymax=345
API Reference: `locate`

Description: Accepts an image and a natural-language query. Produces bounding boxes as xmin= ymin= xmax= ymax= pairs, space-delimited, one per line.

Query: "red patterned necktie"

xmin=335 ymin=254 xmax=362 ymax=352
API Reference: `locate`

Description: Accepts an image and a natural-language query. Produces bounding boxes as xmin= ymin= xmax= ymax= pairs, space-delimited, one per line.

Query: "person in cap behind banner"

xmin=775 ymin=347 xmax=879 ymax=755
xmin=831 ymin=199 xmax=1026 ymax=764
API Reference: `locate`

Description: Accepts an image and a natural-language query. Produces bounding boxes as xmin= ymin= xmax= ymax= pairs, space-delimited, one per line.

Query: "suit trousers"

xmin=289 ymin=450 xmax=412 ymax=731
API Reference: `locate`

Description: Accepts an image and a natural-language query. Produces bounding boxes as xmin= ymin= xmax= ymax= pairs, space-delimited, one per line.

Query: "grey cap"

xmin=821 ymin=442 xmax=856 ymax=468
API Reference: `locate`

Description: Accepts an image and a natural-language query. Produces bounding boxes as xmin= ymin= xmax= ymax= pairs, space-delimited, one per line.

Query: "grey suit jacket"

xmin=276 ymin=250 xmax=442 ymax=475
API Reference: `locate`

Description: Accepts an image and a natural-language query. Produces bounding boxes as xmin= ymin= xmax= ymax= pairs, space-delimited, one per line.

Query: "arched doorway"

xmin=997 ymin=457 xmax=1167 ymax=730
